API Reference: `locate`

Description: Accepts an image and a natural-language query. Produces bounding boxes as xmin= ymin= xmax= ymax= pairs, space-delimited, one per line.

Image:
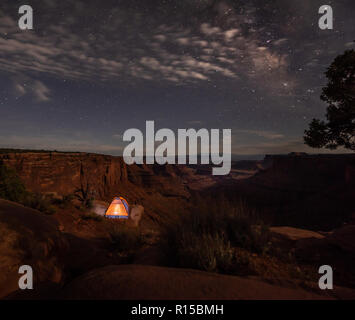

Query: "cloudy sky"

xmin=0 ymin=0 xmax=354 ymax=157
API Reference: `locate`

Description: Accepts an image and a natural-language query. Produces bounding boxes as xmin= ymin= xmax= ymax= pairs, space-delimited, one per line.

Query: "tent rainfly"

xmin=105 ymin=197 xmax=129 ymax=219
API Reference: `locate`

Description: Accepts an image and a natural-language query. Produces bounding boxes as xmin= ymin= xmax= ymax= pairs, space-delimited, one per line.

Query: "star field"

xmin=0 ymin=0 xmax=354 ymax=157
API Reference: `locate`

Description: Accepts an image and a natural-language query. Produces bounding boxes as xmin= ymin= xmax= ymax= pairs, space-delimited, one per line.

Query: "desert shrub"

xmin=162 ymin=197 xmax=271 ymax=273
xmin=225 ymin=216 xmax=271 ymax=253
xmin=52 ymin=194 xmax=75 ymax=208
xmin=74 ymin=181 xmax=95 ymax=209
xmin=109 ymin=224 xmax=143 ymax=252
xmin=0 ymin=162 xmax=28 ymax=203
xmin=0 ymin=162 xmax=56 ymax=214
xmin=24 ymin=193 xmax=57 ymax=215
xmin=177 ymin=232 xmax=234 ymax=273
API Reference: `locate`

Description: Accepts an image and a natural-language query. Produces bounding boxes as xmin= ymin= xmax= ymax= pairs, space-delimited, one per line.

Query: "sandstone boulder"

xmin=0 ymin=199 xmax=68 ymax=298
xmin=130 ymin=205 xmax=144 ymax=227
xmin=60 ymin=264 xmax=337 ymax=300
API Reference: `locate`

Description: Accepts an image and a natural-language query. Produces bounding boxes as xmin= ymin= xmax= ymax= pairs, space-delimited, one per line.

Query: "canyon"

xmin=0 ymin=150 xmax=354 ymax=299
xmin=0 ymin=151 xmax=354 ymax=227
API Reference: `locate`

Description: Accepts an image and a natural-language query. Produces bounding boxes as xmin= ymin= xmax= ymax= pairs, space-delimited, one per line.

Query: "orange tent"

xmin=105 ymin=197 xmax=129 ymax=219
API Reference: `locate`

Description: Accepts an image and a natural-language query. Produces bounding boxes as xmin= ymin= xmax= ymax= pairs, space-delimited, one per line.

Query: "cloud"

xmin=32 ymin=81 xmax=51 ymax=102
xmin=176 ymin=37 xmax=190 ymax=45
xmin=224 ymin=28 xmax=239 ymax=41
xmin=1 ymin=133 xmax=350 ymax=157
xmin=232 ymin=139 xmax=352 ymax=156
xmin=12 ymin=77 xmax=51 ymax=102
xmin=235 ymin=129 xmax=285 ymax=140
xmin=14 ymin=83 xmax=26 ymax=96
xmin=5 ymin=0 xmax=345 ymax=97
xmin=0 ymin=134 xmax=124 ymax=155
xmin=186 ymin=120 xmax=204 ymax=125
xmin=154 ymin=34 xmax=166 ymax=42
xmin=200 ymin=23 xmax=221 ymax=36
xmin=0 ymin=7 xmax=292 ymax=91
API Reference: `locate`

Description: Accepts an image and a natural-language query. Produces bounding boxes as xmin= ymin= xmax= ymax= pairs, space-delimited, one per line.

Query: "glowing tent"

xmin=105 ymin=197 xmax=129 ymax=219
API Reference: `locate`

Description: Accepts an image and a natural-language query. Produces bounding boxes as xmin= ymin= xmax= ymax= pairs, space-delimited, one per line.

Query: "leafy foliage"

xmin=304 ymin=50 xmax=355 ymax=150
xmin=0 ymin=161 xmax=56 ymax=214
xmin=25 ymin=193 xmax=56 ymax=215
xmin=0 ymin=161 xmax=28 ymax=203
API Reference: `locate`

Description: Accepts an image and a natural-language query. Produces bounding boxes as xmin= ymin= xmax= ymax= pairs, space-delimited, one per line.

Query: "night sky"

xmin=0 ymin=0 xmax=354 ymax=157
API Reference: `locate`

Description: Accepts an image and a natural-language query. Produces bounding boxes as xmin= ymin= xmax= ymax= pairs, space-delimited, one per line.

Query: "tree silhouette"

xmin=304 ymin=49 xmax=355 ymax=151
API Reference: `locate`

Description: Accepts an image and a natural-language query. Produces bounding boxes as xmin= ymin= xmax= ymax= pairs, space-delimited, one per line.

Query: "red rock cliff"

xmin=0 ymin=152 xmax=191 ymax=201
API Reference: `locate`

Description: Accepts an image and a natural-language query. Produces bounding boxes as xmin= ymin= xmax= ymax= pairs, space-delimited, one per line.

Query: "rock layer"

xmin=0 ymin=152 xmax=191 ymax=201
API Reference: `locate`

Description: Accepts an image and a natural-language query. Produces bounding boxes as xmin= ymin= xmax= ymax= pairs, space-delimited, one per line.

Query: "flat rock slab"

xmin=270 ymin=226 xmax=325 ymax=241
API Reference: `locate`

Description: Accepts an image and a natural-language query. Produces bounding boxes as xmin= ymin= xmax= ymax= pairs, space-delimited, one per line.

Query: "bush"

xmin=0 ymin=162 xmax=28 ymax=203
xmin=109 ymin=224 xmax=143 ymax=252
xmin=74 ymin=181 xmax=95 ymax=209
xmin=24 ymin=193 xmax=57 ymax=215
xmin=177 ymin=232 xmax=234 ymax=273
xmin=162 ymin=197 xmax=271 ymax=273
xmin=0 ymin=162 xmax=56 ymax=214
xmin=52 ymin=194 xmax=75 ymax=208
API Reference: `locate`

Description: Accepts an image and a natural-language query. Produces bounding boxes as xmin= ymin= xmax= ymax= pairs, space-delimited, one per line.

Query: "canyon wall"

xmin=256 ymin=153 xmax=355 ymax=191
xmin=0 ymin=152 xmax=192 ymax=202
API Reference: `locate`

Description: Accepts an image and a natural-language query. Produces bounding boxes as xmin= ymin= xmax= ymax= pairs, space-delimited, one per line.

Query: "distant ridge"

xmin=1 ymin=148 xmax=353 ymax=161
xmin=0 ymin=148 xmax=82 ymax=154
